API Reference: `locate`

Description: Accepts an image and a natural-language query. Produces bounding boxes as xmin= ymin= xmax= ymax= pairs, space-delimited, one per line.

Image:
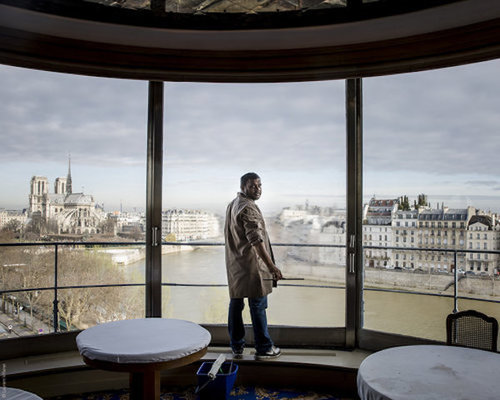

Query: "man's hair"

xmin=240 ymin=172 xmax=260 ymax=188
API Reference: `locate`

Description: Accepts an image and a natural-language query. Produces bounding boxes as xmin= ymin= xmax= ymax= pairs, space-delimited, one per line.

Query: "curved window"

xmin=161 ymin=82 xmax=346 ymax=328
xmin=1 ymin=60 xmax=499 ymax=352
xmin=0 ymin=65 xmax=147 ymax=336
xmin=363 ymin=59 xmax=500 ymax=341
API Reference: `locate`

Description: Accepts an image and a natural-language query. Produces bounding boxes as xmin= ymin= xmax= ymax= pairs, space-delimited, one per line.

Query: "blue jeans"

xmin=228 ymin=296 xmax=274 ymax=354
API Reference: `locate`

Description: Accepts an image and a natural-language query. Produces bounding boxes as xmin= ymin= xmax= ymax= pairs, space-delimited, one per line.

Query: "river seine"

xmin=126 ymin=246 xmax=500 ymax=344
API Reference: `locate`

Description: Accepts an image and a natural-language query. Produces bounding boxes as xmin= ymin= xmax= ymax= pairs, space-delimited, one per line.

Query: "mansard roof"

xmin=1 ymin=209 xmax=26 ymax=216
xmin=468 ymin=214 xmax=492 ymax=229
xmin=395 ymin=210 xmax=418 ymax=218
xmin=366 ymin=199 xmax=397 ymax=219
xmin=368 ymin=199 xmax=397 ymax=207
xmin=418 ymin=208 xmax=468 ymax=221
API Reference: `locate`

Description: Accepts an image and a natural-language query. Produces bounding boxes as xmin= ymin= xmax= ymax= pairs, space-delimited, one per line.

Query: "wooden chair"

xmin=446 ymin=309 xmax=498 ymax=352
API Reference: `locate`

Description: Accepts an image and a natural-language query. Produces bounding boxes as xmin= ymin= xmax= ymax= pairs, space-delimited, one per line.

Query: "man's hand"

xmin=269 ymin=265 xmax=283 ymax=281
xmin=254 ymin=241 xmax=283 ymax=281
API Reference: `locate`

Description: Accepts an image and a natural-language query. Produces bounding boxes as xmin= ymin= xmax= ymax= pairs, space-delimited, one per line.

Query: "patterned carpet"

xmin=47 ymin=385 xmax=353 ymax=399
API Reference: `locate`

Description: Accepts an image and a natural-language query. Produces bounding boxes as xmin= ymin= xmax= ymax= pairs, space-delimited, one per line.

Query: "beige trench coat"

xmin=225 ymin=193 xmax=274 ymax=298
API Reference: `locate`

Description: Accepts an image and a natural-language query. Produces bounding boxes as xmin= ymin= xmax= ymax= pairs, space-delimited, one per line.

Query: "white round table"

xmin=357 ymin=345 xmax=500 ymax=400
xmin=76 ymin=318 xmax=211 ymax=400
xmin=2 ymin=387 xmax=43 ymax=400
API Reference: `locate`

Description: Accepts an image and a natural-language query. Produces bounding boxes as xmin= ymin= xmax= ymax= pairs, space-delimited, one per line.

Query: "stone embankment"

xmin=104 ymin=245 xmax=194 ymax=265
xmin=283 ymin=262 xmax=500 ymax=297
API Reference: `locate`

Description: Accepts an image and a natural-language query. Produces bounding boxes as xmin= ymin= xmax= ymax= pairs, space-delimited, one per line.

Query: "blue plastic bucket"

xmin=196 ymin=361 xmax=238 ymax=399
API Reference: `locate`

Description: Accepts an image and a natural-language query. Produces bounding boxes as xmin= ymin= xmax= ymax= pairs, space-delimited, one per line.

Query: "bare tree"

xmin=17 ymin=248 xmax=52 ymax=330
xmin=2 ymin=220 xmax=22 ymax=236
xmin=1 ymin=228 xmax=144 ymax=332
xmin=0 ymin=240 xmax=53 ymax=332
xmin=57 ymin=249 xmax=141 ymax=329
xmin=99 ymin=216 xmax=117 ymax=236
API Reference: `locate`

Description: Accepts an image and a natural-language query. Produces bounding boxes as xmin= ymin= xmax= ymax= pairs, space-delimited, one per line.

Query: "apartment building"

xmin=0 ymin=209 xmax=27 ymax=230
xmin=162 ymin=209 xmax=220 ymax=241
xmin=363 ymin=198 xmax=398 ymax=268
xmin=392 ymin=209 xmax=418 ymax=269
xmin=415 ymin=207 xmax=473 ymax=273
xmin=466 ymin=214 xmax=500 ymax=275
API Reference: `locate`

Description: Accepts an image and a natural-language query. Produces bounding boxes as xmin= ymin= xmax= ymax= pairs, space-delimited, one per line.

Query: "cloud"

xmin=465 ymin=180 xmax=498 ymax=186
xmin=162 ymin=80 xmax=346 ymax=173
xmin=0 ymin=66 xmax=147 ymax=166
xmin=1 ymin=59 xmax=500 ymax=211
xmin=363 ymin=60 xmax=500 ymax=176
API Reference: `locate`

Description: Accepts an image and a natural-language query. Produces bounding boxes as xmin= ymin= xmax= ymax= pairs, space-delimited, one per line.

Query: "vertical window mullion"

xmin=345 ymin=78 xmax=363 ymax=347
xmin=146 ymin=81 xmax=163 ymax=318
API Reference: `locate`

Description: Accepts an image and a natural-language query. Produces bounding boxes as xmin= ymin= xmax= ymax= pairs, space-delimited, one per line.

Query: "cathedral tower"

xmin=66 ymin=154 xmax=73 ymax=195
xmin=29 ymin=176 xmax=48 ymax=216
xmin=54 ymin=177 xmax=67 ymax=194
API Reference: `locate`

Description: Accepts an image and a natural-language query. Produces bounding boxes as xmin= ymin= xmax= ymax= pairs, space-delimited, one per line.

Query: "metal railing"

xmin=363 ymin=244 xmax=500 ymax=312
xmin=1 ymin=240 xmax=499 ymax=335
xmin=0 ymin=241 xmax=146 ymax=333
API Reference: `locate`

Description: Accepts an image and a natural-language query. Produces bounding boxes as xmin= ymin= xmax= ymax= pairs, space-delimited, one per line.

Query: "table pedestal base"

xmin=130 ymin=370 xmax=161 ymax=400
xmin=81 ymin=347 xmax=208 ymax=400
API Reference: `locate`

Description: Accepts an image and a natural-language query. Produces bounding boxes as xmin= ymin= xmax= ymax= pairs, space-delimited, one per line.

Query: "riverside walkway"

xmin=0 ymin=306 xmax=52 ymax=338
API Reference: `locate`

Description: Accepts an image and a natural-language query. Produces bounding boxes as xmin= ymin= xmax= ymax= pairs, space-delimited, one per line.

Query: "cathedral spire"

xmin=67 ymin=153 xmax=73 ymax=195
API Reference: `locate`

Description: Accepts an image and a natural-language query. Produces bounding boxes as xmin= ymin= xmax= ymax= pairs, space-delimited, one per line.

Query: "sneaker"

xmin=255 ymin=346 xmax=281 ymax=360
xmin=232 ymin=347 xmax=244 ymax=359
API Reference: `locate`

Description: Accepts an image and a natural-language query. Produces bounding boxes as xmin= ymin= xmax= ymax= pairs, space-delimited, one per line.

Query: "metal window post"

xmin=53 ymin=244 xmax=59 ymax=332
xmin=453 ymin=250 xmax=458 ymax=313
xmin=146 ymin=81 xmax=163 ymax=318
xmin=345 ymin=78 xmax=363 ymax=348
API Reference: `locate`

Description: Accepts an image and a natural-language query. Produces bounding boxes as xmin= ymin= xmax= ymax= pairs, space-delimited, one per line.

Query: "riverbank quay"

xmin=283 ymin=262 xmax=500 ymax=297
xmin=100 ymin=244 xmax=195 ymax=265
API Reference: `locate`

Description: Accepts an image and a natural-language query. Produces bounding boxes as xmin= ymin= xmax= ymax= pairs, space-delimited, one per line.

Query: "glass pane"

xmin=59 ymin=287 xmax=145 ymax=332
xmin=160 ymin=246 xmax=345 ymax=326
xmin=0 ymin=245 xmax=55 ymax=336
xmin=364 ymin=291 xmax=453 ymax=340
xmin=163 ymin=286 xmax=228 ymax=323
xmin=0 ymin=65 xmax=147 ymax=337
xmin=458 ymin=221 xmax=500 ymax=349
xmin=363 ymin=59 xmax=500 ymax=341
xmin=270 ymin=285 xmax=345 ymax=327
xmin=162 ymin=82 xmax=346 ymax=329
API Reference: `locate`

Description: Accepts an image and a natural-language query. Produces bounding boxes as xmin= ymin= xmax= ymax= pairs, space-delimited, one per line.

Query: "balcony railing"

xmin=363 ymin=244 xmax=500 ymax=312
xmin=0 ymin=241 xmax=499 ymax=338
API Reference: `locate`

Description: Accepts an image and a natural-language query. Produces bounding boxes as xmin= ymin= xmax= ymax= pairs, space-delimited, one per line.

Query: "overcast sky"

xmin=1 ymin=59 xmax=499 ymax=215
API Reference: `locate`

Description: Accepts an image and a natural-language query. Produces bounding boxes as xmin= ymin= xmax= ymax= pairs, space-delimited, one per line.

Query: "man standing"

xmin=225 ymin=172 xmax=283 ymax=360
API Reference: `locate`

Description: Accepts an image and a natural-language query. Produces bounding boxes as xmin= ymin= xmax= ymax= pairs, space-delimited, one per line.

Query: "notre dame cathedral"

xmin=28 ymin=157 xmax=106 ymax=235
